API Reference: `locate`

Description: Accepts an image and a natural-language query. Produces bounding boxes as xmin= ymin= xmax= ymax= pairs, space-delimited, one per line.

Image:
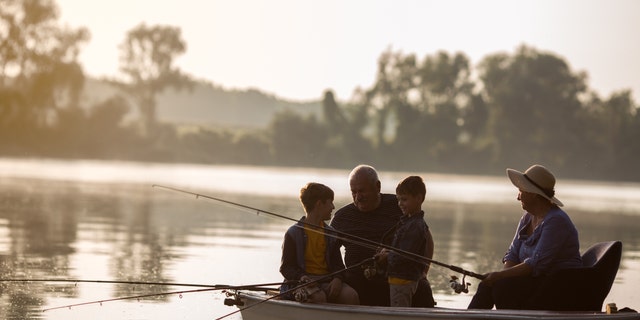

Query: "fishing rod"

xmin=152 ymin=184 xmax=486 ymax=280
xmin=215 ymin=258 xmax=374 ymax=320
xmin=42 ymin=282 xmax=284 ymax=312
xmin=1 ymin=278 xmax=283 ymax=289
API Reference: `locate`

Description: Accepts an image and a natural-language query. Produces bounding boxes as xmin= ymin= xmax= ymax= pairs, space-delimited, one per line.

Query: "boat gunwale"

xmin=237 ymin=291 xmax=640 ymax=320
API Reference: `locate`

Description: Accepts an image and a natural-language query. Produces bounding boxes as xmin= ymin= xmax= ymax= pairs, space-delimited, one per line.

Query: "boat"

xmin=224 ymin=241 xmax=639 ymax=320
xmin=231 ymin=290 xmax=640 ymax=320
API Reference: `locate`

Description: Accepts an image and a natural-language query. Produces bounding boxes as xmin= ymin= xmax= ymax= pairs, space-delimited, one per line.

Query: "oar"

xmin=214 ymin=258 xmax=374 ymax=320
xmin=41 ymin=282 xmax=284 ymax=312
xmin=1 ymin=278 xmax=282 ymax=288
xmin=153 ymin=184 xmax=486 ymax=280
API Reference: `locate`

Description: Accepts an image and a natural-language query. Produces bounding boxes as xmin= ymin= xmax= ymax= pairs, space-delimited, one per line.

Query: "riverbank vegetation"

xmin=1 ymin=0 xmax=638 ymax=181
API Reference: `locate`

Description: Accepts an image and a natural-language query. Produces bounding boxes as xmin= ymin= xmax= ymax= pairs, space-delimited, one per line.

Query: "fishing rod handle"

xmin=449 ymin=265 xmax=486 ymax=280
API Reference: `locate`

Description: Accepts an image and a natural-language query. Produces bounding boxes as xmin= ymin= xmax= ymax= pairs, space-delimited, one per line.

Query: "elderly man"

xmin=331 ymin=164 xmax=434 ymax=307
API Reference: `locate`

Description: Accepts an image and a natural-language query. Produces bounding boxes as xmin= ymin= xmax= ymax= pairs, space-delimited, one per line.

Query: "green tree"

xmin=179 ymin=128 xmax=235 ymax=163
xmin=410 ymin=51 xmax=477 ymax=168
xmin=0 ymin=0 xmax=84 ymax=82
xmin=232 ymin=131 xmax=272 ymax=165
xmin=48 ymin=95 xmax=132 ymax=158
xmin=318 ymin=88 xmax=375 ymax=165
xmin=478 ymin=45 xmax=587 ymax=168
xmin=322 ymin=90 xmax=345 ymax=132
xmin=580 ymin=90 xmax=639 ymax=179
xmin=269 ymin=109 xmax=328 ymax=166
xmin=365 ymin=49 xmax=418 ymax=150
xmin=119 ymin=23 xmax=192 ymax=135
xmin=0 ymin=0 xmax=89 ymax=151
xmin=0 ymin=88 xmax=33 ymax=151
xmin=352 ymin=49 xmax=477 ymax=170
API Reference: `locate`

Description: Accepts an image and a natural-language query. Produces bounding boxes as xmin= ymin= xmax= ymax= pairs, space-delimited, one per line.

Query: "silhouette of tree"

xmin=119 ymin=23 xmax=193 ymax=135
xmin=323 ymin=90 xmax=346 ymax=130
xmin=579 ymin=90 xmax=639 ymax=179
xmin=0 ymin=88 xmax=33 ymax=151
xmin=352 ymin=49 xmax=477 ymax=170
xmin=410 ymin=51 xmax=477 ymax=168
xmin=478 ymin=45 xmax=587 ymax=168
xmin=0 ymin=0 xmax=89 ymax=128
xmin=232 ymin=131 xmax=272 ymax=165
xmin=269 ymin=109 xmax=328 ymax=166
xmin=0 ymin=0 xmax=88 ymax=157
xmin=321 ymin=89 xmax=362 ymax=165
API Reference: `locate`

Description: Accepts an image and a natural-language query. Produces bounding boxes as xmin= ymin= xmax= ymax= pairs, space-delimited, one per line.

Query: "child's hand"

xmin=375 ymin=248 xmax=389 ymax=265
xmin=300 ymin=275 xmax=318 ymax=288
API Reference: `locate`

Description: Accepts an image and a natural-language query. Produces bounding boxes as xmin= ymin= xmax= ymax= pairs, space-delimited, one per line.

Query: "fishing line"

xmin=152 ymin=184 xmax=485 ymax=280
xmin=294 ymin=223 xmax=474 ymax=292
xmin=41 ymin=282 xmax=285 ymax=312
xmin=214 ymin=258 xmax=374 ymax=320
xmin=294 ymin=224 xmax=427 ymax=268
xmin=1 ymin=278 xmax=283 ymax=288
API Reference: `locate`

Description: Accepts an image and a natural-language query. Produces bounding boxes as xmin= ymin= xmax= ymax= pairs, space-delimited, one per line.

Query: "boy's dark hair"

xmin=300 ymin=182 xmax=334 ymax=213
xmin=396 ymin=176 xmax=426 ymax=199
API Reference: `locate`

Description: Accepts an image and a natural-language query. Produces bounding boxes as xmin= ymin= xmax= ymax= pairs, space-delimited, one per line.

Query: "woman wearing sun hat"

xmin=467 ymin=164 xmax=582 ymax=310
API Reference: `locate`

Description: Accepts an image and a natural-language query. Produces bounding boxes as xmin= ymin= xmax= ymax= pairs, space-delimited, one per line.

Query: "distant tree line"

xmin=1 ymin=0 xmax=639 ymax=181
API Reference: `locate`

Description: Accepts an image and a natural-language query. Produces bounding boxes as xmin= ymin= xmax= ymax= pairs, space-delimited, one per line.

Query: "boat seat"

xmin=526 ymin=240 xmax=622 ymax=311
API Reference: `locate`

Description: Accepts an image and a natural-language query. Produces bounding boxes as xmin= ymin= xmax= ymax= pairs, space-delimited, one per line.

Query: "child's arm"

xmin=279 ymin=231 xmax=305 ymax=281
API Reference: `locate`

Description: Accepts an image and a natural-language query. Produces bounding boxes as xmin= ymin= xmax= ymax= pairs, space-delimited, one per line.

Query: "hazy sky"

xmin=56 ymin=0 xmax=639 ymax=102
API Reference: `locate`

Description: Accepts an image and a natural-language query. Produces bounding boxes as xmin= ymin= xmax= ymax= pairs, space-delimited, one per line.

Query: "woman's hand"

xmin=481 ymin=263 xmax=532 ymax=286
xmin=481 ymin=272 xmax=500 ymax=286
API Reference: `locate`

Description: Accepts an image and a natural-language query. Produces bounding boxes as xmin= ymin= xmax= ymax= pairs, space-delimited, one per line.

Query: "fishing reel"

xmin=362 ymin=261 xmax=385 ymax=280
xmin=222 ymin=290 xmax=245 ymax=306
xmin=292 ymin=278 xmax=321 ymax=302
xmin=449 ymin=275 xmax=470 ymax=294
xmin=293 ymin=287 xmax=309 ymax=302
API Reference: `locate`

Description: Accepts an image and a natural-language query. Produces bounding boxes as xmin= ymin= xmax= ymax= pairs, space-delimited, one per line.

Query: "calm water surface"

xmin=1 ymin=159 xmax=639 ymax=319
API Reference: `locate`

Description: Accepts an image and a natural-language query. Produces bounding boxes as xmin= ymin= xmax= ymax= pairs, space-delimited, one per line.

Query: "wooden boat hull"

xmin=236 ymin=291 xmax=640 ymax=320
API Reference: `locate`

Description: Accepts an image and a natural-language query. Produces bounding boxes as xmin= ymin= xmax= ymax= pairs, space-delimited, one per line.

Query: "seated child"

xmin=279 ymin=182 xmax=359 ymax=304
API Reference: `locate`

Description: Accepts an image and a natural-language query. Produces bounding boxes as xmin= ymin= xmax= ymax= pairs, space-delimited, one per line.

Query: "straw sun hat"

xmin=506 ymin=164 xmax=563 ymax=207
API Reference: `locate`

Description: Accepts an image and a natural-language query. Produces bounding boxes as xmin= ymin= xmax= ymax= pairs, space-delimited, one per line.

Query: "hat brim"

xmin=507 ymin=168 xmax=564 ymax=207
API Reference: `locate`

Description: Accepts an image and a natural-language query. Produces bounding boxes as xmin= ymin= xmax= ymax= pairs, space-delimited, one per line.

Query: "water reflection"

xmin=0 ymin=177 xmax=297 ymax=319
xmin=4 ymin=158 xmax=640 ymax=214
xmin=0 ymin=167 xmax=639 ymax=319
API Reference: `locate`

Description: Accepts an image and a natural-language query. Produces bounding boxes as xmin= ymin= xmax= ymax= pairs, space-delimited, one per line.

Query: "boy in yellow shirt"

xmin=279 ymin=182 xmax=359 ymax=304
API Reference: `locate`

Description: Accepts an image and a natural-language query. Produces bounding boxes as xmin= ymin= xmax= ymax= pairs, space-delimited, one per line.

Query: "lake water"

xmin=1 ymin=158 xmax=639 ymax=319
